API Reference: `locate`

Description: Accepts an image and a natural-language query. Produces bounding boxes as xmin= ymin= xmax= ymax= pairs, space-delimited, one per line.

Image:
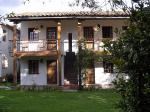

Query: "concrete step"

xmin=63 ymin=84 xmax=79 ymax=90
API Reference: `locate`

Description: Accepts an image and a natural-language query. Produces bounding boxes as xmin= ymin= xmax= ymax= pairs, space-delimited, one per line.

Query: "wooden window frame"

xmin=83 ymin=27 xmax=94 ymax=41
xmin=102 ymin=26 xmax=113 ymax=38
xmin=28 ymin=60 xmax=39 ymax=74
xmin=46 ymin=27 xmax=57 ymax=50
xmin=47 ymin=27 xmax=57 ymax=40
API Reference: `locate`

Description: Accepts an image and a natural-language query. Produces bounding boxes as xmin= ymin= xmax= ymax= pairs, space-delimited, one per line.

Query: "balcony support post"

xmin=13 ymin=24 xmax=17 ymax=84
xmin=77 ymin=20 xmax=82 ymax=40
xmin=57 ymin=21 xmax=62 ymax=86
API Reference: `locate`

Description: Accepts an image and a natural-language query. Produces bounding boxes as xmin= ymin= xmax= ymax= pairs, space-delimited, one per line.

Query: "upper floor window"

xmin=2 ymin=29 xmax=6 ymax=42
xmin=102 ymin=26 xmax=113 ymax=38
xmin=28 ymin=60 xmax=39 ymax=74
xmin=103 ymin=61 xmax=113 ymax=73
xmin=47 ymin=27 xmax=57 ymax=40
xmin=28 ymin=28 xmax=39 ymax=41
xmin=83 ymin=27 xmax=94 ymax=41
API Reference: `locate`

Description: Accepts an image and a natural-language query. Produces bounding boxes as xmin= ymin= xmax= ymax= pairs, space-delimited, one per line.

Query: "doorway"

xmin=47 ymin=60 xmax=57 ymax=84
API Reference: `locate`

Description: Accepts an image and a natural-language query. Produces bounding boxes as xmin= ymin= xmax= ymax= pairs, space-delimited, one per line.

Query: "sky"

xmin=0 ymin=0 xmax=86 ymax=15
xmin=0 ymin=0 xmax=132 ymax=16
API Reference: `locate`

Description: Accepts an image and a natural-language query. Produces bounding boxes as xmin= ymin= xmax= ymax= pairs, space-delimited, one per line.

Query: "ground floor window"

xmin=28 ymin=60 xmax=39 ymax=74
xmin=103 ymin=61 xmax=113 ymax=73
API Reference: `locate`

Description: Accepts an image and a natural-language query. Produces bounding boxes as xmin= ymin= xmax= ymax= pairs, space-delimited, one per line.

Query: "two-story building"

xmin=8 ymin=11 xmax=128 ymax=88
xmin=0 ymin=23 xmax=18 ymax=79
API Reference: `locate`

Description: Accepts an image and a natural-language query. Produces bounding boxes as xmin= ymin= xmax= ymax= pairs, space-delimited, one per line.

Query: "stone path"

xmin=0 ymin=86 xmax=12 ymax=90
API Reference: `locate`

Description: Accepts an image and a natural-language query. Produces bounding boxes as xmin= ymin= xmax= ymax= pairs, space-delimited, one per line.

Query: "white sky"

xmin=0 ymin=0 xmax=132 ymax=15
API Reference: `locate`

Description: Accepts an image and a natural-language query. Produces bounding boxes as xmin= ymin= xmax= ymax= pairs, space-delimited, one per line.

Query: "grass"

xmin=0 ymin=89 xmax=120 ymax=112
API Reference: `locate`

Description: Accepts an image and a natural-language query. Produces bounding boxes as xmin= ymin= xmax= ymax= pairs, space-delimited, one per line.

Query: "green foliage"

xmin=104 ymin=1 xmax=150 ymax=112
xmin=76 ymin=38 xmax=104 ymax=89
xmin=77 ymin=39 xmax=100 ymax=69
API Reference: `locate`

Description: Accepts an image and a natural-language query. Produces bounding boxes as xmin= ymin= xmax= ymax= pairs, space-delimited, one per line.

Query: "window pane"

xmin=47 ymin=27 xmax=57 ymax=40
xmin=102 ymin=26 xmax=113 ymax=38
xmin=28 ymin=60 xmax=39 ymax=74
xmin=28 ymin=28 xmax=39 ymax=41
xmin=83 ymin=27 xmax=94 ymax=41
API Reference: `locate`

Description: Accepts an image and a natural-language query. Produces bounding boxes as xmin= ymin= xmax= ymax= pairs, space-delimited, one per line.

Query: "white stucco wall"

xmin=20 ymin=58 xmax=47 ymax=85
xmin=94 ymin=62 xmax=116 ymax=88
xmin=0 ymin=25 xmax=14 ymax=76
xmin=0 ymin=53 xmax=2 ymax=77
xmin=20 ymin=19 xmax=127 ymax=86
xmin=0 ymin=26 xmax=2 ymax=77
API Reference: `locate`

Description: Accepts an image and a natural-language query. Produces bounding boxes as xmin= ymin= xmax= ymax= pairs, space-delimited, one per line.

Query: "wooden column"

xmin=13 ymin=25 xmax=17 ymax=84
xmin=77 ymin=21 xmax=82 ymax=40
xmin=57 ymin=21 xmax=62 ymax=86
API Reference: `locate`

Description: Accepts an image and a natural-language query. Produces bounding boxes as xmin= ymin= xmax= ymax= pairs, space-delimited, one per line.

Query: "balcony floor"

xmin=15 ymin=50 xmax=58 ymax=58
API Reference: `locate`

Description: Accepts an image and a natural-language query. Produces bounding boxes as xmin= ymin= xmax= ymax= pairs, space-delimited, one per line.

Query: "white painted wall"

xmin=95 ymin=62 xmax=116 ymax=88
xmin=20 ymin=58 xmax=47 ymax=85
xmin=0 ymin=53 xmax=2 ymax=77
xmin=0 ymin=25 xmax=2 ymax=77
xmin=0 ymin=25 xmax=14 ymax=76
xmin=20 ymin=19 xmax=127 ymax=86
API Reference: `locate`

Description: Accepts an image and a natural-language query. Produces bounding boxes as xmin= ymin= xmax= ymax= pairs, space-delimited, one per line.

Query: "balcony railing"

xmin=9 ymin=39 xmax=57 ymax=52
xmin=8 ymin=38 xmax=106 ymax=54
xmin=18 ymin=39 xmax=57 ymax=52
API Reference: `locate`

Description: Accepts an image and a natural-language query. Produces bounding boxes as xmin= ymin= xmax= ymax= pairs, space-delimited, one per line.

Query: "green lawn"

xmin=0 ymin=89 xmax=120 ymax=112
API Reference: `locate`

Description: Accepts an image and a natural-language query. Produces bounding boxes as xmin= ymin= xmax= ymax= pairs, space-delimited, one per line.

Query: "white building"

xmin=8 ymin=11 xmax=128 ymax=88
xmin=0 ymin=23 xmax=16 ymax=78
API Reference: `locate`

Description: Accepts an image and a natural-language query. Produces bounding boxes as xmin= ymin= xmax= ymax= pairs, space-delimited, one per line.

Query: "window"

xmin=83 ymin=27 xmax=94 ymax=41
xmin=122 ymin=26 xmax=128 ymax=31
xmin=9 ymin=40 xmax=13 ymax=57
xmin=28 ymin=60 xmax=39 ymax=74
xmin=2 ymin=29 xmax=6 ymax=42
xmin=28 ymin=28 xmax=39 ymax=41
xmin=102 ymin=26 xmax=113 ymax=38
xmin=47 ymin=27 xmax=57 ymax=40
xmin=47 ymin=27 xmax=57 ymax=50
xmin=103 ymin=61 xmax=113 ymax=73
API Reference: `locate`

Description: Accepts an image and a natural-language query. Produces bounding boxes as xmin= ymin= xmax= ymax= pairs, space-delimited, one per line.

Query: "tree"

xmin=73 ymin=0 xmax=150 ymax=111
xmin=103 ymin=1 xmax=150 ymax=112
xmin=76 ymin=39 xmax=102 ymax=90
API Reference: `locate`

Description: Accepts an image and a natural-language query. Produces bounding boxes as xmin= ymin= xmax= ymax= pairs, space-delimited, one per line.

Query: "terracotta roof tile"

xmin=9 ymin=11 xmax=128 ymax=17
xmin=8 ymin=11 xmax=129 ymax=22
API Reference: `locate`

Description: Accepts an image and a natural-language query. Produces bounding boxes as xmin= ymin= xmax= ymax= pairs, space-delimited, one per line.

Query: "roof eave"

xmin=8 ymin=16 xmax=129 ymax=22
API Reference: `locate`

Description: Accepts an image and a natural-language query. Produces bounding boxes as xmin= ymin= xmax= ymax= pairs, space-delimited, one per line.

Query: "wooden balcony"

xmin=10 ymin=39 xmax=58 ymax=58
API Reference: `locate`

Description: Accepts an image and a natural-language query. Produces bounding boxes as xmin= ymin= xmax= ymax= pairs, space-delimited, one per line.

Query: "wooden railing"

xmin=9 ymin=39 xmax=57 ymax=52
xmin=8 ymin=38 xmax=108 ymax=54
